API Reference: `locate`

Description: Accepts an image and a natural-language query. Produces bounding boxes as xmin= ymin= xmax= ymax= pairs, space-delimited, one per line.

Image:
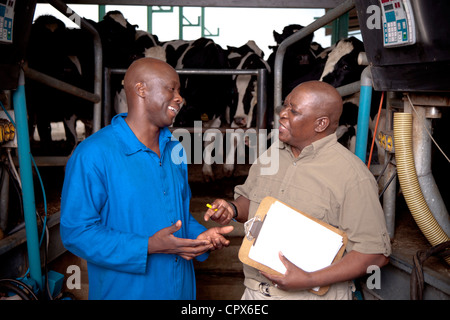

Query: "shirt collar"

xmin=278 ymin=133 xmax=338 ymax=159
xmin=112 ymin=113 xmax=173 ymax=156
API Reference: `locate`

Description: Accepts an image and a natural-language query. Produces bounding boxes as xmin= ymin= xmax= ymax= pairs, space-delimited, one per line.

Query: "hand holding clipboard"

xmin=238 ymin=197 xmax=347 ymax=295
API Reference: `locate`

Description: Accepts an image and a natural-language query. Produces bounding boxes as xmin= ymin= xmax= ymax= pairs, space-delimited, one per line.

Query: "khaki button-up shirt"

xmin=235 ymin=133 xmax=391 ymax=299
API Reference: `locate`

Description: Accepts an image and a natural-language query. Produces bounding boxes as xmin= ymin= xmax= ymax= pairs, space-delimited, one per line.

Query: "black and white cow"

xmin=170 ymin=37 xmax=233 ymax=128
xmin=319 ymin=37 xmax=366 ymax=87
xmin=93 ymin=10 xmax=140 ymax=69
xmin=215 ymin=41 xmax=272 ymax=178
xmin=134 ymin=30 xmax=166 ymax=61
xmin=112 ymin=34 xmax=233 ymax=130
xmin=227 ymin=40 xmax=271 ymax=129
xmin=26 ymin=15 xmax=94 ymax=154
xmin=267 ymin=24 xmax=326 ymax=100
xmin=162 ymin=38 xmax=234 ymax=181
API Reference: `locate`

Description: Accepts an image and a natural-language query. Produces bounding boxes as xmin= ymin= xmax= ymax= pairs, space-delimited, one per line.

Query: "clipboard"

xmin=238 ymin=196 xmax=348 ymax=296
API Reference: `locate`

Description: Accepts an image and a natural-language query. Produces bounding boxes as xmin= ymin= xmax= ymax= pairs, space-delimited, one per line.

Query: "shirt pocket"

xmin=248 ymin=175 xmax=281 ymax=203
xmin=284 ymin=184 xmax=330 ymax=222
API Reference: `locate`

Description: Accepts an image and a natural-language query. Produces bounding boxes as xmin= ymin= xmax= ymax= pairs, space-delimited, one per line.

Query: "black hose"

xmin=0 ymin=279 xmax=38 ymax=300
xmin=410 ymin=240 xmax=450 ymax=299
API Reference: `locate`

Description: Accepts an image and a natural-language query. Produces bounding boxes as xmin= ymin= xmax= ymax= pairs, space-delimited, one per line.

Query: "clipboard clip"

xmin=244 ymin=216 xmax=265 ymax=242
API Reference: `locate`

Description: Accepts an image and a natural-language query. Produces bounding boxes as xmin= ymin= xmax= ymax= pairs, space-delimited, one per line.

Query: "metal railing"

xmin=104 ymin=67 xmax=268 ymax=131
xmin=273 ymin=0 xmax=356 ymax=127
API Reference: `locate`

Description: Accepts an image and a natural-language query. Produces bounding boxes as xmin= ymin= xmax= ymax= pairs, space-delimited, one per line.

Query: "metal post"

xmin=147 ymin=6 xmax=153 ymax=33
xmin=201 ymin=7 xmax=205 ymax=37
xmin=98 ymin=5 xmax=105 ymax=21
xmin=179 ymin=6 xmax=184 ymax=39
xmin=12 ymin=70 xmax=43 ymax=291
xmin=355 ymin=67 xmax=372 ymax=163
xmin=410 ymin=103 xmax=450 ymax=237
xmin=383 ymin=94 xmax=397 ymax=239
xmin=148 ymin=6 xmax=174 ymax=34
xmin=331 ymin=12 xmax=349 ymax=43
xmin=257 ymin=68 xmax=267 ymax=129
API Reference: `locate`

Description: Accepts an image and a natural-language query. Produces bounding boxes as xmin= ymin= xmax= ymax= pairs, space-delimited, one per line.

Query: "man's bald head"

xmin=278 ymin=80 xmax=343 ymax=155
xmin=123 ymin=58 xmax=177 ymax=99
xmin=122 ymin=57 xmax=182 ymax=130
xmin=292 ymin=80 xmax=343 ymax=134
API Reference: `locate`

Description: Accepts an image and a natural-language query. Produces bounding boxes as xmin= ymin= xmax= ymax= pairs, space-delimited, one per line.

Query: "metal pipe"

xmin=23 ymin=66 xmax=100 ymax=104
xmin=336 ymin=80 xmax=361 ymax=97
xmin=47 ymin=0 xmax=103 ymax=133
xmin=355 ymin=66 xmax=372 ymax=162
xmin=178 ymin=69 xmax=263 ymax=75
xmin=107 ymin=68 xmax=263 ymax=77
xmin=12 ymin=70 xmax=43 ymax=291
xmin=273 ymin=0 xmax=355 ymax=128
xmin=103 ymin=68 xmax=112 ymax=126
xmin=104 ymin=68 xmax=267 ymax=128
xmin=409 ymin=104 xmax=450 ymax=237
xmin=168 ymin=127 xmax=258 ymax=134
xmin=383 ymin=97 xmax=397 ymax=239
xmin=257 ymin=68 xmax=267 ymax=129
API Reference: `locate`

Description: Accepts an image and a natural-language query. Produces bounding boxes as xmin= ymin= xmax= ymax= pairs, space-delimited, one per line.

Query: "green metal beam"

xmin=179 ymin=6 xmax=219 ymax=39
xmin=147 ymin=6 xmax=173 ymax=33
xmin=98 ymin=4 xmax=105 ymax=21
xmin=331 ymin=12 xmax=349 ymax=43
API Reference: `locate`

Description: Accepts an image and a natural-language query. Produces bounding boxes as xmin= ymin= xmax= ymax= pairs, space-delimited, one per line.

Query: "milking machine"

xmin=355 ymin=0 xmax=450 ymax=298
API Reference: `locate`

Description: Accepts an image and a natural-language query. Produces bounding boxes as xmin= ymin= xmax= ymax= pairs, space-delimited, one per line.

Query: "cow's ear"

xmin=134 ymin=82 xmax=146 ymax=98
xmin=315 ymin=116 xmax=330 ymax=133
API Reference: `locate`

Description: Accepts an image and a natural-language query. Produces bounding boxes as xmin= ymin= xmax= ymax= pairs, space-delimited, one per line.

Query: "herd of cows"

xmin=25 ymin=10 xmax=383 ymax=177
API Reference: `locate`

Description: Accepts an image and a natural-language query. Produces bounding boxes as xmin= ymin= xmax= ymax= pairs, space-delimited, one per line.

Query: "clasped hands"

xmin=147 ymin=220 xmax=233 ymax=261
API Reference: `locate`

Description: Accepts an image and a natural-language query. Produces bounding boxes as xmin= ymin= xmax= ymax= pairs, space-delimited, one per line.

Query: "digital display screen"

xmin=384 ymin=4 xmax=394 ymax=11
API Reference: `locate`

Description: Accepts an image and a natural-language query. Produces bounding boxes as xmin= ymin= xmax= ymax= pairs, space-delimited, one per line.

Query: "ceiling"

xmin=53 ymin=0 xmax=347 ymax=8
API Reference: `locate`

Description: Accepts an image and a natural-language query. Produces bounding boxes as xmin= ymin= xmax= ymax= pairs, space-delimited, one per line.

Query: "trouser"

xmin=241 ymin=278 xmax=352 ymax=300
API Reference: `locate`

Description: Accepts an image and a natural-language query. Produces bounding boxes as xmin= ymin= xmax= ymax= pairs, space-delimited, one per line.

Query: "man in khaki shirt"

xmin=205 ymin=81 xmax=391 ymax=300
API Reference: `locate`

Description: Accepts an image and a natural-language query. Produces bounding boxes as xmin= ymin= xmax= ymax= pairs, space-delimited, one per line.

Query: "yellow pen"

xmin=206 ymin=203 xmax=218 ymax=211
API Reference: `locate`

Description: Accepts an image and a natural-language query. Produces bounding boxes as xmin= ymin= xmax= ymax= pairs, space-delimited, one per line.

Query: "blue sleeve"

xmin=188 ymin=211 xmax=209 ymax=262
xmin=60 ymin=147 xmax=148 ymax=274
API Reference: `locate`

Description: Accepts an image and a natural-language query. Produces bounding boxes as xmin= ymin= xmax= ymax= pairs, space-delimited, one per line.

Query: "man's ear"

xmin=134 ymin=82 xmax=146 ymax=98
xmin=315 ymin=116 xmax=330 ymax=133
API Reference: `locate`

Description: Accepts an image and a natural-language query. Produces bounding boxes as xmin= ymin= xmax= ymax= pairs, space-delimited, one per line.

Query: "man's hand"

xmin=261 ymin=250 xmax=390 ymax=291
xmin=147 ymin=220 xmax=213 ymax=260
xmin=204 ymin=199 xmax=234 ymax=225
xmin=260 ymin=252 xmax=313 ymax=291
xmin=198 ymin=225 xmax=234 ymax=251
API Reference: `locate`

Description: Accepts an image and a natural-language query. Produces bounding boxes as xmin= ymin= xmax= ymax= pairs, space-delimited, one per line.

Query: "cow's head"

xmin=97 ymin=11 xmax=139 ymax=68
xmin=172 ymin=38 xmax=233 ymax=127
xmin=320 ymin=37 xmax=366 ymax=88
xmin=271 ymin=24 xmax=315 ymax=67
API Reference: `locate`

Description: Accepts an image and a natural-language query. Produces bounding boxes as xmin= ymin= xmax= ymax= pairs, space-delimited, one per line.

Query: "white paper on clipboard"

xmin=248 ymin=200 xmax=344 ymax=276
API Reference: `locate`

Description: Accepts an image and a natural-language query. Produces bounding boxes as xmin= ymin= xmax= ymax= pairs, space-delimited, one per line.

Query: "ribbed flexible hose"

xmin=393 ymin=113 xmax=450 ymax=264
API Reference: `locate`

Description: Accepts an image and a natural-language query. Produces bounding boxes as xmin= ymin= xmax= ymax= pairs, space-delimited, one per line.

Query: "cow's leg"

xmin=202 ymin=137 xmax=215 ymax=182
xmin=202 ymin=117 xmax=222 ymax=181
xmin=36 ymin=117 xmax=52 ymax=145
xmin=223 ymin=134 xmax=236 ymax=177
xmin=63 ymin=114 xmax=78 ymax=152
